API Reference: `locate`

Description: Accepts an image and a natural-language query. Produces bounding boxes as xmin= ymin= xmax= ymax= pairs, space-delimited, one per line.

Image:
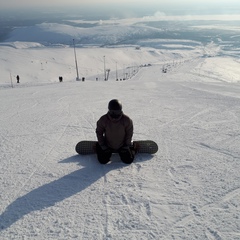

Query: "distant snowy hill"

xmin=1 ymin=39 xmax=240 ymax=86
xmin=6 ymin=21 xmax=165 ymax=46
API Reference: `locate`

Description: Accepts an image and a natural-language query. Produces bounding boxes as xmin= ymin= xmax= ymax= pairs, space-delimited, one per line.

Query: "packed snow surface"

xmin=0 ymin=17 xmax=240 ymax=240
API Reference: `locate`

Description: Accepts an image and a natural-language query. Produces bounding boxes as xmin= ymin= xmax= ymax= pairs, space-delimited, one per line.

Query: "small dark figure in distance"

xmin=96 ymin=99 xmax=135 ymax=164
xmin=16 ymin=75 xmax=20 ymax=83
xmin=59 ymin=76 xmax=63 ymax=82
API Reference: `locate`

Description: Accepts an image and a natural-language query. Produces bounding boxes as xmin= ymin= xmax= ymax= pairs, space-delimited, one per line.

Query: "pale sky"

xmin=1 ymin=0 xmax=240 ymax=11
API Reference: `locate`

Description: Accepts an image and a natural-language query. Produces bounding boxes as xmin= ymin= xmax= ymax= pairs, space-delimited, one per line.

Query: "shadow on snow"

xmin=0 ymin=153 xmax=153 ymax=231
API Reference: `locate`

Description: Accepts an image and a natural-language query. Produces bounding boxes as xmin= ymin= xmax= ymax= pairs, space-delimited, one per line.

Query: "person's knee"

xmin=119 ymin=148 xmax=135 ymax=164
xmin=96 ymin=143 xmax=111 ymax=164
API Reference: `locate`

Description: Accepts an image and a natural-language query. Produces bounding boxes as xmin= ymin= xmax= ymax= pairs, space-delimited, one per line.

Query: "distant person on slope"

xmin=16 ymin=75 xmax=20 ymax=83
xmin=96 ymin=99 xmax=135 ymax=164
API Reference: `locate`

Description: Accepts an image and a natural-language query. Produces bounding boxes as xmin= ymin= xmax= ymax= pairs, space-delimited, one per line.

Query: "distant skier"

xmin=96 ymin=99 xmax=135 ymax=164
xmin=16 ymin=75 xmax=20 ymax=83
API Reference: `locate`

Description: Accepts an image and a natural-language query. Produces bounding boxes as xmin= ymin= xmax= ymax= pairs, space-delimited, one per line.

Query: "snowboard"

xmin=75 ymin=140 xmax=158 ymax=155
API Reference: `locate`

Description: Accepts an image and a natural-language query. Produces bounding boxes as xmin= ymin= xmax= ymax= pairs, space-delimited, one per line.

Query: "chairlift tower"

xmin=116 ymin=61 xmax=118 ymax=80
xmin=103 ymin=56 xmax=106 ymax=80
xmin=73 ymin=39 xmax=80 ymax=81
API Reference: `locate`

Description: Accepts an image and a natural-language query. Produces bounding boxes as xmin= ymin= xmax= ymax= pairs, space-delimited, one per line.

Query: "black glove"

xmin=101 ymin=145 xmax=111 ymax=154
xmin=121 ymin=145 xmax=135 ymax=158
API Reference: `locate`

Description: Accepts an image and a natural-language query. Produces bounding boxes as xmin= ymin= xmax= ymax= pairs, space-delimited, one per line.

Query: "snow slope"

xmin=1 ymin=17 xmax=240 ymax=240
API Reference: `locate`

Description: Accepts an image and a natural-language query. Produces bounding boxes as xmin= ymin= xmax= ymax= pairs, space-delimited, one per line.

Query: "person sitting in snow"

xmin=96 ymin=99 xmax=135 ymax=164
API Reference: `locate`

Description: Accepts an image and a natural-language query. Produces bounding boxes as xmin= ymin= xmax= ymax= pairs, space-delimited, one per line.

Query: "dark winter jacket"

xmin=96 ymin=113 xmax=133 ymax=150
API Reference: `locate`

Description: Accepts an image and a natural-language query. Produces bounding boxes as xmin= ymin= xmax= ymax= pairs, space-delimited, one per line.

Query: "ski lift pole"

xmin=103 ymin=56 xmax=106 ymax=80
xmin=10 ymin=72 xmax=13 ymax=88
xmin=73 ymin=39 xmax=80 ymax=81
xmin=116 ymin=61 xmax=118 ymax=80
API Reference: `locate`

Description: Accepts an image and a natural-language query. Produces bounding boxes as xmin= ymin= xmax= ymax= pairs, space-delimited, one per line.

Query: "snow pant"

xmin=96 ymin=143 xmax=135 ymax=164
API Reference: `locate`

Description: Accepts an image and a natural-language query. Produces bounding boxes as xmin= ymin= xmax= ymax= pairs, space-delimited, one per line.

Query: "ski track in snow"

xmin=0 ymin=45 xmax=240 ymax=239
